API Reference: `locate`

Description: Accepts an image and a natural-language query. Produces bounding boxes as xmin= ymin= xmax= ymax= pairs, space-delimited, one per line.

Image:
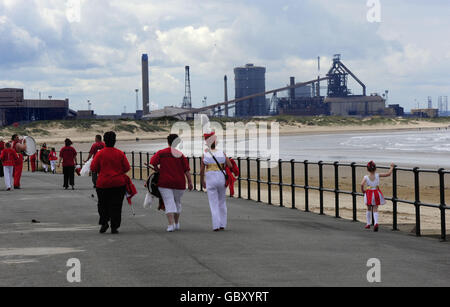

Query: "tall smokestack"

xmin=142 ymin=54 xmax=150 ymax=115
xmin=224 ymin=75 xmax=229 ymax=117
xmin=290 ymin=77 xmax=296 ymax=100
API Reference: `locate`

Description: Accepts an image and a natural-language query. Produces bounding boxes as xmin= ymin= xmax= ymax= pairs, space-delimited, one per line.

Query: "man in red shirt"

xmin=1 ymin=142 xmax=18 ymax=191
xmin=85 ymin=135 xmax=106 ymax=188
xmin=11 ymin=134 xmax=26 ymax=189
xmin=91 ymin=132 xmax=131 ymax=234
xmin=58 ymin=139 xmax=78 ymax=190
xmin=150 ymin=134 xmax=193 ymax=232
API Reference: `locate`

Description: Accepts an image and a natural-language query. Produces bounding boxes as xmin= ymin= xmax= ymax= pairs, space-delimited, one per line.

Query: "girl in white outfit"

xmin=361 ymin=161 xmax=394 ymax=232
xmin=201 ymin=132 xmax=233 ymax=232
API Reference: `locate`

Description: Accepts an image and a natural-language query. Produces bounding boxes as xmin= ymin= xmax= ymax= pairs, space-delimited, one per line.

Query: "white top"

xmin=365 ymin=173 xmax=380 ymax=189
xmin=203 ymin=150 xmax=226 ymax=165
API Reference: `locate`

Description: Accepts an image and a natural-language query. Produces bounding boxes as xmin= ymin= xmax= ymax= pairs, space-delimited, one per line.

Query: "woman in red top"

xmin=150 ymin=134 xmax=193 ymax=233
xmin=58 ymin=139 xmax=78 ymax=190
xmin=91 ymin=131 xmax=131 ymax=234
xmin=1 ymin=142 xmax=18 ymax=191
xmin=49 ymin=148 xmax=58 ymax=174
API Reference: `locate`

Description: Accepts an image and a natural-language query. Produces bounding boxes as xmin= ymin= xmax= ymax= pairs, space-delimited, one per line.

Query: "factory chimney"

xmin=290 ymin=77 xmax=296 ymax=100
xmin=224 ymin=75 xmax=229 ymax=117
xmin=142 ymin=54 xmax=150 ymax=115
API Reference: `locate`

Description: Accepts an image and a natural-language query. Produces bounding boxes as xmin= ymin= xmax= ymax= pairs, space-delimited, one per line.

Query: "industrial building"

xmin=234 ymin=64 xmax=267 ymax=117
xmin=411 ymin=108 xmax=439 ymax=118
xmin=0 ymin=88 xmax=70 ymax=126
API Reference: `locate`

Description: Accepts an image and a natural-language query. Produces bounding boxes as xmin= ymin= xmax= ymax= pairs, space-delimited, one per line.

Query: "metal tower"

xmin=268 ymin=93 xmax=279 ymax=115
xmin=182 ymin=66 xmax=192 ymax=109
xmin=327 ymin=54 xmax=366 ymax=97
xmin=428 ymin=96 xmax=433 ymax=109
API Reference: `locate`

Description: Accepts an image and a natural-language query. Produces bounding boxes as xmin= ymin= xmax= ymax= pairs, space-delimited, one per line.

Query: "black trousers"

xmin=97 ymin=186 xmax=126 ymax=230
xmin=92 ymin=172 xmax=98 ymax=188
xmin=63 ymin=166 xmax=75 ymax=188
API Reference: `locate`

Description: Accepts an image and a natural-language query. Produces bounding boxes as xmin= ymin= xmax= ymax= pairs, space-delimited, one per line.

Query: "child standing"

xmin=49 ymin=148 xmax=58 ymax=174
xmin=361 ymin=161 xmax=394 ymax=232
xmin=1 ymin=142 xmax=18 ymax=191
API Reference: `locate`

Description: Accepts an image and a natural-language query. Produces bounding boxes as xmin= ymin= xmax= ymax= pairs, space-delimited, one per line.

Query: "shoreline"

xmin=27 ymin=121 xmax=450 ymax=146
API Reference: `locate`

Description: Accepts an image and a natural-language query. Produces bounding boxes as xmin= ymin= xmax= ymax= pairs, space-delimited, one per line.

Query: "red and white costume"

xmin=364 ymin=174 xmax=385 ymax=206
xmin=49 ymin=151 xmax=58 ymax=173
xmin=12 ymin=140 xmax=24 ymax=188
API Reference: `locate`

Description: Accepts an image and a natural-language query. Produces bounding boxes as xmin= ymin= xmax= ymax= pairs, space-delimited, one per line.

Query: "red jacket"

xmin=49 ymin=151 xmax=58 ymax=161
xmin=225 ymin=158 xmax=240 ymax=196
xmin=150 ymin=147 xmax=190 ymax=190
xmin=91 ymin=147 xmax=131 ymax=189
xmin=1 ymin=148 xmax=19 ymax=167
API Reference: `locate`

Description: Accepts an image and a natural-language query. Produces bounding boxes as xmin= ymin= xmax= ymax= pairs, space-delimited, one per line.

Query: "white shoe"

xmin=175 ymin=223 xmax=180 ymax=231
xmin=167 ymin=225 xmax=175 ymax=232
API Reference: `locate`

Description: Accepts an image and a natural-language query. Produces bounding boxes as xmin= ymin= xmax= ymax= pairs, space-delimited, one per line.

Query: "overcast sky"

xmin=1 ymin=0 xmax=449 ymax=114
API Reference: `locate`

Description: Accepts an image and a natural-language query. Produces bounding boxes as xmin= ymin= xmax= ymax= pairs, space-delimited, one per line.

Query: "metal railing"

xmin=27 ymin=151 xmax=449 ymax=242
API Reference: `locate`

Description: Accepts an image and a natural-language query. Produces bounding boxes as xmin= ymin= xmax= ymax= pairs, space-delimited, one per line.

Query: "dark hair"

xmin=5 ymin=142 xmax=11 ymax=148
xmin=104 ymin=131 xmax=116 ymax=148
xmin=65 ymin=138 xmax=73 ymax=147
xmin=367 ymin=161 xmax=377 ymax=173
xmin=11 ymin=134 xmax=18 ymax=141
xmin=51 ymin=148 xmax=56 ymax=151
xmin=96 ymin=135 xmax=102 ymax=142
xmin=168 ymin=134 xmax=180 ymax=147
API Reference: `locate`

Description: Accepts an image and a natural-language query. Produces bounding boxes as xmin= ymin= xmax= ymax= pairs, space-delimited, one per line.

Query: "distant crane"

xmin=182 ymin=66 xmax=192 ymax=109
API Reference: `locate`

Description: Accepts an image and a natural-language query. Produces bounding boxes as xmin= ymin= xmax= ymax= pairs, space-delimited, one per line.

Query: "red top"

xmin=59 ymin=146 xmax=77 ymax=167
xmin=90 ymin=147 xmax=130 ymax=189
xmin=89 ymin=142 xmax=106 ymax=157
xmin=150 ymin=147 xmax=190 ymax=190
xmin=0 ymin=148 xmax=18 ymax=166
xmin=49 ymin=151 xmax=58 ymax=161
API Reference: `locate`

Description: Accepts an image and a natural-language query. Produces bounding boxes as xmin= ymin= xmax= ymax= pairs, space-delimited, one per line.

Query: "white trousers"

xmin=3 ymin=166 xmax=14 ymax=189
xmin=206 ymin=171 xmax=227 ymax=230
xmin=43 ymin=164 xmax=48 ymax=172
xmin=50 ymin=161 xmax=57 ymax=172
xmin=158 ymin=188 xmax=185 ymax=214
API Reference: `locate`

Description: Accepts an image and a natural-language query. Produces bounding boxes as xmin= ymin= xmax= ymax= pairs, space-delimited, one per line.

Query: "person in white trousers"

xmin=1 ymin=142 xmax=18 ymax=191
xmin=201 ymin=132 xmax=233 ymax=232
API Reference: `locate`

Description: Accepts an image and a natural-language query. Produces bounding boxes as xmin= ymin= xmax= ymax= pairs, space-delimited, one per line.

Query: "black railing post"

xmin=200 ymin=157 xmax=204 ymax=192
xmin=247 ymin=157 xmax=251 ymax=201
xmin=291 ymin=160 xmax=296 ymax=210
xmin=27 ymin=155 xmax=30 ymax=171
xmin=334 ymin=161 xmax=340 ymax=218
xmin=80 ymin=152 xmax=83 ymax=169
xmin=438 ymin=168 xmax=446 ymax=242
xmin=351 ymin=162 xmax=357 ymax=222
xmin=237 ymin=157 xmax=242 ymax=198
xmin=279 ymin=159 xmax=283 ymax=207
xmin=413 ymin=167 xmax=421 ymax=237
xmin=132 ymin=152 xmax=135 ymax=180
xmin=304 ymin=160 xmax=309 ymax=212
xmin=139 ymin=152 xmax=143 ymax=180
xmin=146 ymin=153 xmax=150 ymax=179
xmin=257 ymin=158 xmax=261 ymax=203
xmin=392 ymin=166 xmax=398 ymax=231
xmin=319 ymin=161 xmax=324 ymax=215
xmin=268 ymin=159 xmax=272 ymax=205
xmin=193 ymin=156 xmax=197 ymax=191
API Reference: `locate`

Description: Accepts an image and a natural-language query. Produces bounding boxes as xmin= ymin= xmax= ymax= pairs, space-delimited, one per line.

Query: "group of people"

xmin=0 ymin=131 xmax=395 ymax=235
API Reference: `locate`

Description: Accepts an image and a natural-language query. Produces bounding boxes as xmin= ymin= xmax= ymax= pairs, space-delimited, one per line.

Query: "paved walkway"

xmin=0 ymin=173 xmax=448 ymax=287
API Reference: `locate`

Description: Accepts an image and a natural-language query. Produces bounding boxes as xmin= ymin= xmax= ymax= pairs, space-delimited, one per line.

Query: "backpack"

xmin=147 ymin=172 xmax=161 ymax=198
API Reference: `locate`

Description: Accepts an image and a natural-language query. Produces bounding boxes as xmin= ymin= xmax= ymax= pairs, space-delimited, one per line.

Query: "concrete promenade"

xmin=0 ymin=173 xmax=449 ymax=287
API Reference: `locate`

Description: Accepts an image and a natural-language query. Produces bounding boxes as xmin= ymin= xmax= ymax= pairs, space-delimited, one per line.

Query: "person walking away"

xmin=11 ymin=135 xmax=26 ymax=189
xmin=200 ymin=132 xmax=233 ymax=232
xmin=361 ymin=161 xmax=394 ymax=232
xmin=0 ymin=138 xmax=5 ymax=178
xmin=91 ymin=132 xmax=131 ymax=234
xmin=58 ymin=139 xmax=78 ymax=190
xmin=1 ymin=142 xmax=18 ymax=191
xmin=40 ymin=144 xmax=50 ymax=173
xmin=85 ymin=135 xmax=105 ymax=188
xmin=150 ymin=134 xmax=193 ymax=232
xmin=49 ymin=148 xmax=58 ymax=174
xmin=30 ymin=153 xmax=37 ymax=172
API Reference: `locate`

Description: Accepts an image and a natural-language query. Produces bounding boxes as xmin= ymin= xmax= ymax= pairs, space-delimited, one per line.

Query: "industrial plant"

xmin=1 ymin=53 xmax=447 ymax=126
